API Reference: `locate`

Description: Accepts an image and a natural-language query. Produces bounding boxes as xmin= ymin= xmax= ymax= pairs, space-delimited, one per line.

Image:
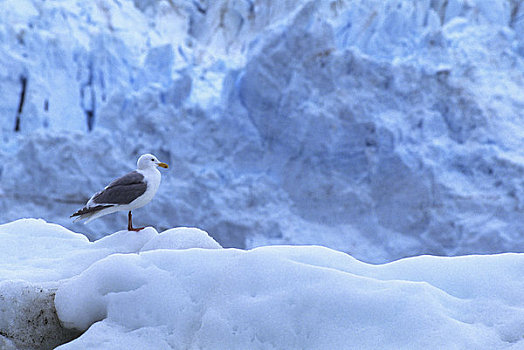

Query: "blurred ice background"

xmin=1 ymin=0 xmax=524 ymax=263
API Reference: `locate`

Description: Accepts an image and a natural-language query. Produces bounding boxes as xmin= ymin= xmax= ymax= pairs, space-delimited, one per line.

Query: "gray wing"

xmin=91 ymin=171 xmax=147 ymax=205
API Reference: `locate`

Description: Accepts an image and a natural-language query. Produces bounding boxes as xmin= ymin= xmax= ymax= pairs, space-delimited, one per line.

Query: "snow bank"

xmin=0 ymin=219 xmax=222 ymax=348
xmin=54 ymin=246 xmax=524 ymax=349
xmin=141 ymin=227 xmax=222 ymax=251
xmin=0 ymin=219 xmax=221 ymax=283
xmin=0 ymin=218 xmax=154 ymax=283
xmin=1 ymin=219 xmax=523 ymax=349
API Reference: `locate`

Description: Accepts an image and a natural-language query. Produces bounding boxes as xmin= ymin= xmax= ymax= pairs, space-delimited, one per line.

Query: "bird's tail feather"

xmin=71 ymin=205 xmax=113 ymax=223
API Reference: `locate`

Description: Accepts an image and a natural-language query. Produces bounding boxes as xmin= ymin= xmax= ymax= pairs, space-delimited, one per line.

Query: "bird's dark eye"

xmin=151 ymin=158 xmax=154 ymax=161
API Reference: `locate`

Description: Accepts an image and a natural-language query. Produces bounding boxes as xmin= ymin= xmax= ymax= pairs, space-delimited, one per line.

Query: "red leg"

xmin=127 ymin=211 xmax=144 ymax=232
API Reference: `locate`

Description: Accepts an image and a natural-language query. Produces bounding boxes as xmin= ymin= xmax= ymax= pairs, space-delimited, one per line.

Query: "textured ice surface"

xmin=0 ymin=219 xmax=220 ymax=283
xmin=1 ymin=0 xmax=524 ymax=262
xmin=1 ymin=219 xmax=523 ymax=349
xmin=55 ymin=249 xmax=524 ymax=350
xmin=141 ymin=227 xmax=222 ymax=251
xmin=45 ymin=223 xmax=522 ymax=350
xmin=0 ymin=219 xmax=222 ymax=349
xmin=0 ymin=281 xmax=81 ymax=350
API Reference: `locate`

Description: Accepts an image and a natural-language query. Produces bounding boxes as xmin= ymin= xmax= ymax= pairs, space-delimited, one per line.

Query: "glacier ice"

xmin=0 ymin=0 xmax=524 ymax=262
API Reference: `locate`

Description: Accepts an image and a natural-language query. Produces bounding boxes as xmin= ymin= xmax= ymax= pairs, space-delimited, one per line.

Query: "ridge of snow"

xmin=1 ymin=219 xmax=523 ymax=349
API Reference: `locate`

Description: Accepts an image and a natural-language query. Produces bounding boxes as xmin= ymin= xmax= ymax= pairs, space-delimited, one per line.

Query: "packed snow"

xmin=1 ymin=219 xmax=523 ymax=349
xmin=0 ymin=0 xmax=523 ymax=263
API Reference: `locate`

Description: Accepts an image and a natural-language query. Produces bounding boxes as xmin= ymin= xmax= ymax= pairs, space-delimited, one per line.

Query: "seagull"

xmin=71 ymin=153 xmax=169 ymax=231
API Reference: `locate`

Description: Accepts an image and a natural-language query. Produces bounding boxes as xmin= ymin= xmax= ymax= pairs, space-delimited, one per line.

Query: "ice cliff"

xmin=0 ymin=0 xmax=524 ymax=262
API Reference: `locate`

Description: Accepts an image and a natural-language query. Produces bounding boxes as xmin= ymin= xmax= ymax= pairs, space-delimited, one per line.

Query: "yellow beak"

xmin=157 ymin=162 xmax=169 ymax=169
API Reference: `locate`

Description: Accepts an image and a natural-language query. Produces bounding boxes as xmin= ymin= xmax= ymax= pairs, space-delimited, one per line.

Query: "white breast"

xmin=130 ymin=167 xmax=161 ymax=210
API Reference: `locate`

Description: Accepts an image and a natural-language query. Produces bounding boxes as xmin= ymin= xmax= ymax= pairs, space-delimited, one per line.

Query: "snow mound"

xmin=141 ymin=227 xmax=222 ymax=251
xmin=55 ymin=247 xmax=524 ymax=349
xmin=0 ymin=219 xmax=222 ymax=284
xmin=0 ymin=219 xmax=523 ymax=349
xmin=0 ymin=219 xmax=154 ymax=283
xmin=0 ymin=219 xmax=223 ymax=348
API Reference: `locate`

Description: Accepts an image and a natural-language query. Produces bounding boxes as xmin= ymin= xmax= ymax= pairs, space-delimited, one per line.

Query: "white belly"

xmin=129 ymin=167 xmax=161 ymax=210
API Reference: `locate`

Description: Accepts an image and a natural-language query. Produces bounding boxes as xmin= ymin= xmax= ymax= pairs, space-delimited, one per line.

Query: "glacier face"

xmin=0 ymin=0 xmax=524 ymax=262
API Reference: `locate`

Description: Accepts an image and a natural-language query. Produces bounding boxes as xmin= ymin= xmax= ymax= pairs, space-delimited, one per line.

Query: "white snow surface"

xmin=1 ymin=219 xmax=524 ymax=349
xmin=1 ymin=0 xmax=524 ymax=264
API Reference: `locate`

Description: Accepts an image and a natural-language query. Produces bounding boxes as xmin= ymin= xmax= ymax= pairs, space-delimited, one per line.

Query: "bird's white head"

xmin=137 ymin=153 xmax=169 ymax=170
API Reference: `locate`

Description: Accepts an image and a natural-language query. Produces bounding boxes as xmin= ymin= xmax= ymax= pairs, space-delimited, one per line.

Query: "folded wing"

xmin=92 ymin=171 xmax=147 ymax=205
xmin=70 ymin=171 xmax=147 ymax=220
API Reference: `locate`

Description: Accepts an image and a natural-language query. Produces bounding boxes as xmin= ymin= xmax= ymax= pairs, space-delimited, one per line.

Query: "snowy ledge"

xmin=0 ymin=219 xmax=523 ymax=349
